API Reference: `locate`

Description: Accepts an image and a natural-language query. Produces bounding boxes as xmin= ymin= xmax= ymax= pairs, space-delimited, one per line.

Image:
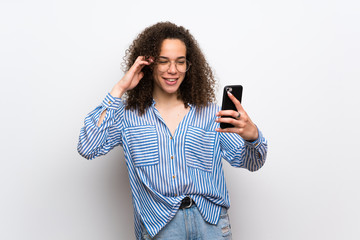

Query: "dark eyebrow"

xmin=158 ymin=56 xmax=186 ymax=60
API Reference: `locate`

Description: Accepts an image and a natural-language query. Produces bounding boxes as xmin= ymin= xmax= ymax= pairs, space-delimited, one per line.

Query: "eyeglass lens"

xmin=156 ymin=58 xmax=191 ymax=72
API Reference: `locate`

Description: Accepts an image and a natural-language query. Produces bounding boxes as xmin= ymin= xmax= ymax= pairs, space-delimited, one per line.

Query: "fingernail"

xmin=227 ymin=91 xmax=233 ymax=96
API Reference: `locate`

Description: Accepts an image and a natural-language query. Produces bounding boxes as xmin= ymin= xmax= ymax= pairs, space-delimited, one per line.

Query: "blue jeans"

xmin=141 ymin=205 xmax=232 ymax=239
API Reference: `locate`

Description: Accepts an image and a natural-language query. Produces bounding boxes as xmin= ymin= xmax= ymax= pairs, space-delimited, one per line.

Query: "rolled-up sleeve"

xmin=77 ymin=93 xmax=124 ymax=160
xmin=220 ymin=128 xmax=267 ymax=171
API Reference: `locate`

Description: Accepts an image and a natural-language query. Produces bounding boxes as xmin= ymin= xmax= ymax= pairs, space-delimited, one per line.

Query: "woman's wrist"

xmin=110 ymin=85 xmax=126 ymax=98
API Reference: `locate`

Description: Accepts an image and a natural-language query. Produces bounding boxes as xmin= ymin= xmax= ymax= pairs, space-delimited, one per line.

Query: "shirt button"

xmin=175 ymin=194 xmax=178 ymax=197
xmin=171 ymin=156 xmax=174 ymax=159
xmin=170 ymin=136 xmax=173 ymax=140
xmin=108 ymin=101 xmax=111 ymax=104
xmin=172 ymin=175 xmax=175 ymax=179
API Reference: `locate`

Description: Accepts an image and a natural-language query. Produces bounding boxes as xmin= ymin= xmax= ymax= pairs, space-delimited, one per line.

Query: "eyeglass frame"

xmin=152 ymin=56 xmax=192 ymax=73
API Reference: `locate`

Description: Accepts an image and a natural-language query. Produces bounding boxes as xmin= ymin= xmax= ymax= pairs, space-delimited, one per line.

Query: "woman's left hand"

xmin=215 ymin=91 xmax=259 ymax=141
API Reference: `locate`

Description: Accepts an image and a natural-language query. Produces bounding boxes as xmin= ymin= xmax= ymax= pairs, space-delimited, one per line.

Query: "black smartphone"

xmin=220 ymin=85 xmax=243 ymax=129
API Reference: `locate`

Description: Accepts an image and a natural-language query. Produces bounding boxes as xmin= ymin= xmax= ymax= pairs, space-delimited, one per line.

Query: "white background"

xmin=1 ymin=0 xmax=359 ymax=239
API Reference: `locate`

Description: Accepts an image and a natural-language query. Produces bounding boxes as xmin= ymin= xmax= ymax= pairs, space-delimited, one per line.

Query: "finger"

xmin=134 ymin=59 xmax=152 ymax=68
xmin=140 ymin=56 xmax=155 ymax=64
xmin=215 ymin=116 xmax=244 ymax=128
xmin=129 ymin=62 xmax=148 ymax=75
xmin=227 ymin=91 xmax=244 ymax=112
xmin=143 ymin=56 xmax=155 ymax=63
xmin=216 ymin=110 xmax=241 ymax=119
xmin=131 ymin=56 xmax=153 ymax=72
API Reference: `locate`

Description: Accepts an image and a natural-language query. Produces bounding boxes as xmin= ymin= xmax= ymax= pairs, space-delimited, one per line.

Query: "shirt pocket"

xmin=185 ymin=126 xmax=216 ymax=172
xmin=124 ymin=125 xmax=159 ymax=167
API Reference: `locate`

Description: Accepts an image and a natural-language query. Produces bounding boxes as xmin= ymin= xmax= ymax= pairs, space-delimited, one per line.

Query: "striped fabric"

xmin=78 ymin=93 xmax=268 ymax=239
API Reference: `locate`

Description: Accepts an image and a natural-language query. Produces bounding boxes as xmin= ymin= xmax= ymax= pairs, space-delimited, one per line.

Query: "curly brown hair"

xmin=123 ymin=22 xmax=216 ymax=115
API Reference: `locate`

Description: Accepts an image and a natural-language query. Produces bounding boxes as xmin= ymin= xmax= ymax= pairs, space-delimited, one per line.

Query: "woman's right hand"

xmin=110 ymin=56 xmax=154 ymax=98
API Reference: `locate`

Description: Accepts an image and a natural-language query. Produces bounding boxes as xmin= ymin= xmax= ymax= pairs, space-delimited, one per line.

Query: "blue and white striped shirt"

xmin=77 ymin=93 xmax=267 ymax=239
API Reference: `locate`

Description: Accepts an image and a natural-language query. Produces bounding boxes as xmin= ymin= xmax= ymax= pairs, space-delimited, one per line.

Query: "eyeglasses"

xmin=155 ymin=57 xmax=191 ymax=73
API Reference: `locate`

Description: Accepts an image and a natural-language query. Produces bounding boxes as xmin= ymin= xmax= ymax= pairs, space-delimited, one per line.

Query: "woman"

xmin=78 ymin=22 xmax=267 ymax=240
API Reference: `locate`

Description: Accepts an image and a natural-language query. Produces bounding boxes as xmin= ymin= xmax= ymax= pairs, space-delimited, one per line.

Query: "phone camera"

xmin=226 ymin=87 xmax=232 ymax=93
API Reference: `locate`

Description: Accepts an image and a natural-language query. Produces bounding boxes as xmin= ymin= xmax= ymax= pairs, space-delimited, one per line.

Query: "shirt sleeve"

xmin=219 ymin=127 xmax=268 ymax=171
xmin=77 ymin=93 xmax=124 ymax=160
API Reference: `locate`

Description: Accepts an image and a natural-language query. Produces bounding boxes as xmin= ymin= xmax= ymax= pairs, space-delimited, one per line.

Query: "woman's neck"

xmin=153 ymin=91 xmax=184 ymax=109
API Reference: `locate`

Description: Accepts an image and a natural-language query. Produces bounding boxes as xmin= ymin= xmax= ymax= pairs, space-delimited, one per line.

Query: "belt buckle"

xmin=183 ymin=197 xmax=193 ymax=209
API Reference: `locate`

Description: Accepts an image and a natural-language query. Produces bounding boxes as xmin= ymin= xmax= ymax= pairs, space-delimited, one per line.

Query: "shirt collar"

xmin=151 ymin=99 xmax=193 ymax=109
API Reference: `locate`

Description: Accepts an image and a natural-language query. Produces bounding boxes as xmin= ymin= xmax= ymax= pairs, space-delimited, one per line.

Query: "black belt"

xmin=179 ymin=197 xmax=194 ymax=209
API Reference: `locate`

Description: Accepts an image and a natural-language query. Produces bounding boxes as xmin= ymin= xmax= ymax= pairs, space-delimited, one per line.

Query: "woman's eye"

xmin=158 ymin=61 xmax=169 ymax=64
xmin=177 ymin=61 xmax=185 ymax=65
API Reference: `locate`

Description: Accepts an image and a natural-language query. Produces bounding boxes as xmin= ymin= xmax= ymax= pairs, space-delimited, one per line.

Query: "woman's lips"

xmin=163 ymin=78 xmax=178 ymax=85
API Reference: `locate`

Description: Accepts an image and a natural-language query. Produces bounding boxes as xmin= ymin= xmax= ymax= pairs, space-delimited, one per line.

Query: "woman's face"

xmin=152 ymin=38 xmax=187 ymax=97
